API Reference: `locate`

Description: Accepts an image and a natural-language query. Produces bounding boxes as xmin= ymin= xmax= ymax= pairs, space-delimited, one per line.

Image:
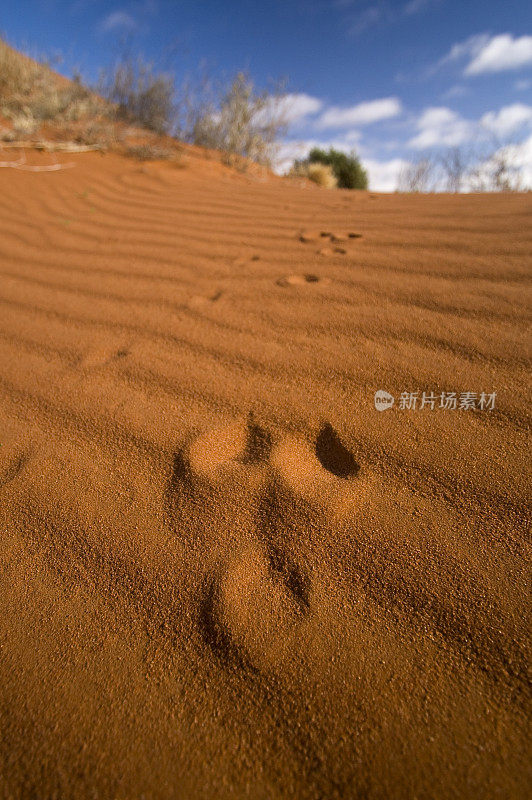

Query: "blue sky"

xmin=2 ymin=0 xmax=532 ymax=188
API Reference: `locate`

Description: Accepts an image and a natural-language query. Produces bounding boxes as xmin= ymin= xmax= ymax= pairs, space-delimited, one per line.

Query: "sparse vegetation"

xmin=0 ymin=39 xmax=43 ymax=100
xmin=0 ymin=40 xmax=289 ymax=168
xmin=397 ymin=144 xmax=527 ymax=193
xmin=0 ymin=39 xmax=103 ymax=128
xmin=396 ymin=158 xmax=436 ymax=193
xmin=468 ymin=144 xmax=524 ymax=192
xmin=177 ymin=72 xmax=288 ymax=168
xmin=97 ymin=55 xmax=175 ymax=135
xmin=124 ymin=143 xmax=174 ymax=161
xmin=439 ymin=146 xmax=472 ymax=193
xmin=294 ymin=147 xmax=368 ymax=190
xmin=290 ymin=161 xmax=337 ymax=188
xmin=3 ymin=37 xmax=528 ymax=190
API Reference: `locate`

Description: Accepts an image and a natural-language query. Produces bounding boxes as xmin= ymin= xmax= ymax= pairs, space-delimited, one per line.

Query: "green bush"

xmin=304 ymin=147 xmax=368 ymax=190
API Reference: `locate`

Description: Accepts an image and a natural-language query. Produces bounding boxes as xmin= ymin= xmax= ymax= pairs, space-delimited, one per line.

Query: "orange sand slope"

xmin=0 ymin=150 xmax=530 ymax=800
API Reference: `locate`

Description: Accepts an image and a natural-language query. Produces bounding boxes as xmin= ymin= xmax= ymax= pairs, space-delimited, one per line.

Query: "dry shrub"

xmin=0 ymin=39 xmax=40 ymax=99
xmin=1 ymin=39 xmax=289 ymax=169
xmin=63 ymin=118 xmax=123 ymax=149
xmin=97 ymin=56 xmax=175 ymax=135
xmin=0 ymin=39 xmax=104 ymax=128
xmin=306 ymin=162 xmax=337 ymax=188
xmin=288 ymin=161 xmax=337 ymax=188
xmin=179 ymin=72 xmax=288 ymax=168
xmin=11 ymin=113 xmax=38 ymax=137
xmin=396 ymin=158 xmax=436 ymax=192
xmin=123 ymin=143 xmax=173 ymax=161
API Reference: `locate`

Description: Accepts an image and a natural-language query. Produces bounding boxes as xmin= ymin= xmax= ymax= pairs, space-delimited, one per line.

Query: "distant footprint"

xmin=79 ymin=345 xmax=130 ymax=370
xmin=329 ymin=232 xmax=362 ymax=242
xmin=299 ymin=230 xmax=322 ymax=243
xmin=0 ymin=443 xmax=30 ymax=489
xmin=276 ymin=273 xmax=328 ymax=287
xmin=188 ymin=290 xmax=223 ymax=309
xmin=233 ymin=254 xmax=260 ymax=267
xmin=300 ymin=230 xmax=362 ymax=246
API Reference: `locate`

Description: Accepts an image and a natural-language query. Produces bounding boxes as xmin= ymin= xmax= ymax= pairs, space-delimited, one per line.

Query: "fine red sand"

xmin=0 ymin=149 xmax=530 ymax=799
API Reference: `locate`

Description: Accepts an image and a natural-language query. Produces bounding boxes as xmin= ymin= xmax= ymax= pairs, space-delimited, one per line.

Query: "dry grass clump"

xmin=306 ymin=162 xmax=337 ymax=188
xmin=0 ymin=39 xmax=40 ymax=98
xmin=0 ymin=39 xmax=105 ymax=131
xmin=65 ymin=119 xmax=123 ymax=149
xmin=123 ymin=143 xmax=174 ymax=161
xmin=180 ymin=72 xmax=288 ymax=168
xmin=0 ymin=40 xmax=290 ymax=170
xmin=97 ymin=56 xmax=175 ymax=135
xmin=289 ymin=161 xmax=337 ymax=188
xmin=11 ymin=113 xmax=38 ymax=138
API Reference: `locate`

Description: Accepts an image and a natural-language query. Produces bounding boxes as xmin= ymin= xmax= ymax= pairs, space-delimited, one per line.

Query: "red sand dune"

xmin=0 ymin=148 xmax=530 ymax=799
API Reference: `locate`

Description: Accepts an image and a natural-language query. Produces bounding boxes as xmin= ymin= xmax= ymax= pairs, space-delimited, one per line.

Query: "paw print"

xmin=167 ymin=415 xmax=366 ymax=674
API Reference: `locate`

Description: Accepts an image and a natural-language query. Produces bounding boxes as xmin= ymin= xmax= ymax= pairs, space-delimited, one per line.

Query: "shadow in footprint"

xmin=241 ymin=417 xmax=272 ymax=465
xmin=266 ymin=543 xmax=310 ymax=612
xmin=277 ymin=274 xmax=322 ymax=287
xmin=198 ymin=575 xmax=257 ymax=672
xmin=0 ymin=449 xmax=30 ymax=489
xmin=167 ymin=446 xmax=191 ymax=492
xmin=200 ymin=543 xmax=309 ymax=673
xmin=80 ymin=346 xmax=130 ymax=370
xmin=315 ymin=423 xmax=359 ymax=479
xmin=256 ymin=482 xmax=313 ymax=612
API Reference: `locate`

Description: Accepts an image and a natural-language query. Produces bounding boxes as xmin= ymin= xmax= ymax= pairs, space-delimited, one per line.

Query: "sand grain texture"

xmin=0 ymin=150 xmax=530 ymax=799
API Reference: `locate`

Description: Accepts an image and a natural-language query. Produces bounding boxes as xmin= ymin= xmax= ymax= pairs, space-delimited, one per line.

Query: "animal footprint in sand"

xmin=203 ymin=542 xmax=309 ymax=672
xmin=276 ymin=273 xmax=328 ymax=288
xmin=270 ymin=422 xmax=368 ymax=516
xmin=188 ymin=290 xmax=223 ymax=309
xmin=0 ymin=442 xmax=30 ymax=489
xmin=186 ymin=417 xmax=272 ymax=485
xmin=185 ymin=419 xmax=363 ymax=671
xmin=300 ymin=229 xmax=362 ymax=247
xmin=79 ymin=345 xmax=130 ymax=370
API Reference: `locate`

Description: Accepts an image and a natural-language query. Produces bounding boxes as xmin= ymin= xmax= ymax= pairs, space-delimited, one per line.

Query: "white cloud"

xmin=465 ymin=34 xmax=532 ymax=75
xmin=408 ymin=102 xmax=532 ymax=151
xmin=364 ymin=157 xmax=408 ymax=190
xmin=100 ymin=10 xmax=137 ymax=32
xmin=251 ymin=94 xmax=323 ymax=130
xmin=417 ymin=107 xmax=456 ymax=127
xmin=504 ymin=134 xmax=532 ymax=187
xmin=438 ymin=33 xmax=532 ymax=76
xmin=409 ymin=106 xmax=474 ymax=148
xmin=481 ymin=103 xmax=532 ymax=137
xmin=515 ymin=79 xmax=531 ymax=91
xmin=437 ymin=34 xmax=489 ymax=69
xmin=277 ymin=93 xmax=323 ymax=124
xmin=317 ymin=97 xmax=402 ymax=129
xmin=350 ymin=6 xmax=384 ymax=35
xmin=346 ymin=0 xmax=438 ymax=34
xmin=404 ymin=0 xmax=435 ymax=14
xmin=441 ymin=84 xmax=468 ymax=99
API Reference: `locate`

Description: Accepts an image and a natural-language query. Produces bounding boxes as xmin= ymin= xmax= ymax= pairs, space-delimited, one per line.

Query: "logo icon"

xmin=374 ymin=390 xmax=394 ymax=411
